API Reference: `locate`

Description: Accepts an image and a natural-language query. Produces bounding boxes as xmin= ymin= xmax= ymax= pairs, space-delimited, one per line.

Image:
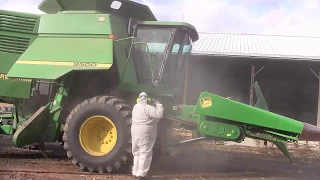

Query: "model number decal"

xmin=73 ymin=62 xmax=97 ymax=67
xmin=0 ymin=73 xmax=32 ymax=82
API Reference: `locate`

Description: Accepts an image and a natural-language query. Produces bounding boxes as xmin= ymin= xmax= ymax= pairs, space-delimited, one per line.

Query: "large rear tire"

xmin=62 ymin=96 xmax=132 ymax=173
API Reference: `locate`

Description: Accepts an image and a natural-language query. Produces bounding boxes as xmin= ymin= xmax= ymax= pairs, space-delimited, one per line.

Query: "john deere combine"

xmin=0 ymin=0 xmax=320 ymax=174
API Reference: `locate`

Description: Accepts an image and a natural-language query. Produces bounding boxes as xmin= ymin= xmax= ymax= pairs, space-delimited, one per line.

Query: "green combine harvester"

xmin=0 ymin=0 xmax=319 ymax=174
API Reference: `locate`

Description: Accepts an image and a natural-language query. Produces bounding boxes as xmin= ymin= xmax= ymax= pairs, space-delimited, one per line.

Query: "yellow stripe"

xmin=16 ymin=60 xmax=112 ymax=68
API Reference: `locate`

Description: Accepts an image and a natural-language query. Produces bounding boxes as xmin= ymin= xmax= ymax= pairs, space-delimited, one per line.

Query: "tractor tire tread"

xmin=63 ymin=95 xmax=132 ymax=174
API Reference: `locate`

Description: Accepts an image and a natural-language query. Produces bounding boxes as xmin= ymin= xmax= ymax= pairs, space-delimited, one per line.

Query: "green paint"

xmin=0 ymin=113 xmax=14 ymax=135
xmin=38 ymin=13 xmax=112 ymax=35
xmin=199 ymin=120 xmax=245 ymax=142
xmin=7 ymin=37 xmax=113 ymax=79
xmin=7 ymin=64 xmax=73 ymax=80
xmin=0 ymin=111 xmax=15 ymax=135
xmin=12 ymin=102 xmax=51 ymax=147
xmin=47 ymin=76 xmax=73 ymax=142
xmin=195 ymin=92 xmax=304 ymax=134
xmin=0 ymin=10 xmax=40 ymax=99
xmin=0 ymin=125 xmax=13 ymax=135
xmin=263 ymin=129 xmax=298 ymax=141
xmin=0 ymin=113 xmax=13 ymax=119
xmin=0 ymin=48 xmax=26 ymax=73
xmin=0 ymin=79 xmax=32 ymax=99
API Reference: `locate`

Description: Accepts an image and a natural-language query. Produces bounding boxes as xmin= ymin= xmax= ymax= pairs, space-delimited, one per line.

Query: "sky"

xmin=1 ymin=0 xmax=320 ymax=37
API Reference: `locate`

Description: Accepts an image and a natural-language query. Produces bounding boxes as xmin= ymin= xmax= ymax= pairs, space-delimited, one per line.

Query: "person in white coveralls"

xmin=131 ymin=92 xmax=164 ymax=180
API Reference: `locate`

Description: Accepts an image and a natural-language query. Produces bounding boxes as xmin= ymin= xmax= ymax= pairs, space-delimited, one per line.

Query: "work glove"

xmin=151 ymin=99 xmax=162 ymax=108
xmin=153 ymin=99 xmax=162 ymax=106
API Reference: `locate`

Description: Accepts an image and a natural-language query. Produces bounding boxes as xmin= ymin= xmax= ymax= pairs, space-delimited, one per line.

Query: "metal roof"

xmin=191 ymin=32 xmax=320 ymax=60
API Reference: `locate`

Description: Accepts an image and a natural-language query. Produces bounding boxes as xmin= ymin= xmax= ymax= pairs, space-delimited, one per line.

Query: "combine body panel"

xmin=1 ymin=0 xmax=320 ymax=175
xmin=0 ymin=10 xmax=40 ymax=99
xmin=7 ymin=13 xmax=118 ymax=79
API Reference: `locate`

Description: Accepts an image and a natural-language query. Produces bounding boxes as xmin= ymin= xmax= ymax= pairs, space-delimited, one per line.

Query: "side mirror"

xmin=128 ymin=18 xmax=139 ymax=36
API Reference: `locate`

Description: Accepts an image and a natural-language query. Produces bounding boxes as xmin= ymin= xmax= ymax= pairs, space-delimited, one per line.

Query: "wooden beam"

xmin=317 ymin=69 xmax=320 ymax=127
xmin=317 ymin=69 xmax=320 ymax=150
xmin=249 ymin=65 xmax=255 ymax=105
xmin=183 ymin=57 xmax=189 ymax=104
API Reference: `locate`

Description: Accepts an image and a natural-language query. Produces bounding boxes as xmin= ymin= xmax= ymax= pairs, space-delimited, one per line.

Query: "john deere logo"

xmin=200 ymin=97 xmax=212 ymax=108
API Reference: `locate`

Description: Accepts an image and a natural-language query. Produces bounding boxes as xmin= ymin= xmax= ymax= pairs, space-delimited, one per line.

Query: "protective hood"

xmin=138 ymin=97 xmax=148 ymax=104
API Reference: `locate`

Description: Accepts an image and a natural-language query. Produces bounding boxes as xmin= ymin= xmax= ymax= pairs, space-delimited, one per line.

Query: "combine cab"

xmin=0 ymin=0 xmax=320 ymax=174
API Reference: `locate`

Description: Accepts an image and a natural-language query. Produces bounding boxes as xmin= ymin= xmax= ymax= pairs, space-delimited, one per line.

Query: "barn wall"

xmin=186 ymin=56 xmax=251 ymax=104
xmin=254 ymin=60 xmax=318 ymax=125
xmin=186 ymin=55 xmax=318 ymax=125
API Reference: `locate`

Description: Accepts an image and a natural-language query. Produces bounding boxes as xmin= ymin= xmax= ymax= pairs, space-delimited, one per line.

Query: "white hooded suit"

xmin=131 ymin=92 xmax=164 ymax=177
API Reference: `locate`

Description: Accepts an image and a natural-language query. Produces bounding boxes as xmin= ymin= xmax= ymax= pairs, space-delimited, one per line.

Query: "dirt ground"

xmin=0 ymin=135 xmax=319 ymax=180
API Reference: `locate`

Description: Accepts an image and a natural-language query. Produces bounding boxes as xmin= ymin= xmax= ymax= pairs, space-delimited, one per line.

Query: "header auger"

xmin=0 ymin=0 xmax=319 ymax=174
